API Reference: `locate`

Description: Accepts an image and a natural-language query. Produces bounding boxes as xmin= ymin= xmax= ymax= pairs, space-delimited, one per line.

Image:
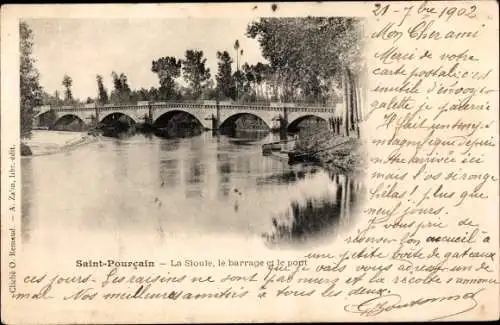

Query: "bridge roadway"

xmin=34 ymin=101 xmax=343 ymax=131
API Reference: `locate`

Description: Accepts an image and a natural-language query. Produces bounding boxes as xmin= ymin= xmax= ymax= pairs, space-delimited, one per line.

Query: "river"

xmin=21 ymin=131 xmax=364 ymax=251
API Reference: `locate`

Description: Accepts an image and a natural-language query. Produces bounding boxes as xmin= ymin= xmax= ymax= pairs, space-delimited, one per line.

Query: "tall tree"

xmin=20 ymin=21 xmax=43 ymax=136
xmin=151 ymin=56 xmax=182 ymax=100
xmin=54 ymin=90 xmax=62 ymax=104
xmin=119 ymin=73 xmax=131 ymax=95
xmin=242 ymin=63 xmax=259 ymax=100
xmin=62 ymin=74 xmax=73 ymax=103
xmin=182 ymin=50 xmax=211 ymax=99
xmin=242 ymin=62 xmax=270 ymax=100
xmin=233 ymin=40 xmax=241 ymax=71
xmin=233 ymin=70 xmax=246 ymax=100
xmin=110 ymin=71 xmax=132 ymax=104
xmin=233 ymin=40 xmax=242 ymax=99
xmin=111 ymin=71 xmax=122 ymax=94
xmin=96 ymin=74 xmax=108 ymax=105
xmin=247 ymin=17 xmax=363 ymax=102
xmin=215 ymin=50 xmax=235 ymax=100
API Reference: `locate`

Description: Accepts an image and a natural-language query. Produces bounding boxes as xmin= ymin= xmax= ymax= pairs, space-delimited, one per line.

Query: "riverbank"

xmin=21 ymin=131 xmax=98 ymax=157
xmin=293 ymin=130 xmax=366 ymax=174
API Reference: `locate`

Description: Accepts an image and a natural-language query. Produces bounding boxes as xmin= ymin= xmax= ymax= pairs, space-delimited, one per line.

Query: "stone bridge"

xmin=33 ymin=101 xmax=343 ymax=132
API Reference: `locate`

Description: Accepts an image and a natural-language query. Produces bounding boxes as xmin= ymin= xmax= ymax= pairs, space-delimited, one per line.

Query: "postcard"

xmin=1 ymin=2 xmax=498 ymax=323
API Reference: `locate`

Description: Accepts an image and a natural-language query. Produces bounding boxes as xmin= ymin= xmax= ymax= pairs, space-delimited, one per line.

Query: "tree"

xmin=233 ymin=40 xmax=243 ymax=99
xmin=253 ymin=62 xmax=269 ymax=100
xmin=54 ymin=91 xmax=62 ymax=104
xmin=233 ymin=40 xmax=241 ymax=71
xmin=241 ymin=63 xmax=259 ymax=100
xmin=148 ymin=87 xmax=160 ymax=101
xmin=20 ymin=21 xmax=43 ymax=136
xmin=110 ymin=71 xmax=132 ymax=104
xmin=215 ymin=51 xmax=235 ymax=100
xmin=181 ymin=50 xmax=211 ymax=99
xmin=152 ymin=56 xmax=182 ymax=100
xmin=96 ymin=74 xmax=108 ymax=105
xmin=42 ymin=91 xmax=63 ymax=106
xmin=246 ymin=17 xmax=363 ymax=103
xmin=239 ymin=62 xmax=271 ymax=101
xmin=201 ymin=79 xmax=218 ymax=100
xmin=233 ymin=70 xmax=246 ymax=100
xmin=62 ymin=74 xmax=73 ymax=103
xmin=132 ymin=88 xmax=150 ymax=102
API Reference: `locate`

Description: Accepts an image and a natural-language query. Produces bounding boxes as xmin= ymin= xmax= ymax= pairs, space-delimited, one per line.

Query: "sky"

xmin=27 ymin=18 xmax=266 ymax=100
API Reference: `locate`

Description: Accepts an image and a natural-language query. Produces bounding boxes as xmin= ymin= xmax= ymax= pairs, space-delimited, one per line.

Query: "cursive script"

xmin=344 ymin=288 xmax=485 ymax=320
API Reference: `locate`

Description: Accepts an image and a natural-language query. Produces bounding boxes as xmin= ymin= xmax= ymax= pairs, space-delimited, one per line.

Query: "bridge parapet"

xmin=49 ymin=102 xmax=337 ymax=112
xmin=100 ymin=104 xmax=143 ymax=111
xmin=53 ymin=106 xmax=88 ymax=112
xmin=288 ymin=106 xmax=337 ymax=113
xmin=151 ymin=102 xmax=216 ymax=110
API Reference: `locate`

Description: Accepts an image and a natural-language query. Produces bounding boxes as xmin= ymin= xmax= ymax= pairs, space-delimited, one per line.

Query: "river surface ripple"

xmin=21 ymin=131 xmax=363 ymax=249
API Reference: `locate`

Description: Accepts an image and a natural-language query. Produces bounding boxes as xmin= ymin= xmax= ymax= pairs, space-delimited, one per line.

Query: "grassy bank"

xmin=293 ymin=130 xmax=366 ymax=174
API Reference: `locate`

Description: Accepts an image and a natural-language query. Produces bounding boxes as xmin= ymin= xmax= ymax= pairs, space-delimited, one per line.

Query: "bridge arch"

xmin=288 ymin=114 xmax=328 ymax=133
xmin=154 ymin=110 xmax=204 ymax=127
xmin=154 ymin=110 xmax=205 ymax=138
xmin=53 ymin=114 xmax=86 ymax=131
xmin=99 ymin=112 xmax=137 ymax=136
xmin=37 ymin=110 xmax=58 ymax=127
xmin=100 ymin=112 xmax=137 ymax=125
xmin=219 ymin=112 xmax=271 ymax=132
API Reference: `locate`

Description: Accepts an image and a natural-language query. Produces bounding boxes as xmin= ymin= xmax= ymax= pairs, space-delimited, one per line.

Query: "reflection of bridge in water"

xmin=33 ymin=101 xmax=344 ymax=133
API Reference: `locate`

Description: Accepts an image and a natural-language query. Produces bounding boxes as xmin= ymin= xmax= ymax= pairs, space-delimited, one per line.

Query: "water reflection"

xmin=21 ymin=131 xmax=365 ymax=249
xmin=159 ymin=159 xmax=179 ymax=187
xmin=185 ymin=156 xmax=205 ymax=198
xmin=256 ymin=167 xmax=321 ymax=186
xmin=263 ymin=173 xmax=366 ymax=248
xmin=222 ymin=129 xmax=269 ymax=142
xmin=160 ymin=139 xmax=181 ymax=152
xmin=217 ymin=153 xmax=232 ymax=198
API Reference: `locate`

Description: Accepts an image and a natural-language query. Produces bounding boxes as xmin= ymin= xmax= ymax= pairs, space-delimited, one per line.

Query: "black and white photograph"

xmin=3 ymin=2 xmax=499 ymax=324
xmin=20 ymin=13 xmax=367 ymax=250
